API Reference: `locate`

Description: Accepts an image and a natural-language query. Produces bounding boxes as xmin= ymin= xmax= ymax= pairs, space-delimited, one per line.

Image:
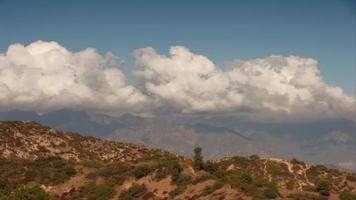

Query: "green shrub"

xmin=87 ymin=163 xmax=131 ymax=185
xmin=132 ymin=165 xmax=154 ymax=178
xmin=232 ymin=156 xmax=250 ymax=168
xmin=306 ymin=165 xmax=327 ymax=182
xmin=263 ymin=182 xmax=279 ymax=199
xmin=192 ymin=175 xmax=211 ymax=185
xmin=315 ymin=179 xmax=330 ymax=196
xmin=287 ymin=192 xmax=327 ymax=200
xmin=83 ymin=183 xmax=116 ymax=200
xmin=212 ymin=169 xmax=226 ymax=179
xmin=201 ymin=181 xmax=224 ymax=196
xmin=291 ymin=158 xmax=306 ymax=166
xmin=172 ymin=174 xmax=192 ymax=186
xmin=28 ymin=156 xmax=76 ymax=185
xmin=266 ymin=161 xmax=289 ymax=177
xmin=192 ymin=147 xmax=204 ymax=170
xmin=203 ymin=161 xmax=219 ymax=174
xmin=339 ymin=192 xmax=356 ymax=200
xmin=249 ymin=155 xmax=260 ymax=160
xmin=240 ymin=173 xmax=252 ymax=184
xmin=0 ymin=179 xmax=6 ymax=190
xmin=81 ymin=160 xmax=103 ymax=168
xmin=240 ymin=182 xmax=259 ymax=195
xmin=154 ymin=168 xmax=168 ymax=180
xmin=119 ymin=184 xmax=147 ymax=200
xmin=169 ymin=185 xmax=187 ymax=197
xmin=4 ymin=184 xmax=53 ymax=200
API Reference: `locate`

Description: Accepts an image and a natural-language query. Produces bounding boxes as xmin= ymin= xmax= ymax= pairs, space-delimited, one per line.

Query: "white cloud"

xmin=133 ymin=46 xmax=355 ymax=122
xmin=0 ymin=41 xmax=354 ymax=122
xmin=0 ymin=41 xmax=148 ymax=114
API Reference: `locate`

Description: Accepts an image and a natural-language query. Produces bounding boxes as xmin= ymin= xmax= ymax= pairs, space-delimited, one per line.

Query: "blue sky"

xmin=0 ymin=0 xmax=355 ymax=93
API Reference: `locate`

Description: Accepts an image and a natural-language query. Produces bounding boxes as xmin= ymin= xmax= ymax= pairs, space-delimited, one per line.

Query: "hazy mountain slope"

xmin=0 ymin=110 xmax=354 ymax=171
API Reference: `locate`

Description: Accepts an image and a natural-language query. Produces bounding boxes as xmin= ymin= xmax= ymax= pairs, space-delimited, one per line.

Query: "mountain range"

xmin=0 ymin=110 xmax=354 ymax=172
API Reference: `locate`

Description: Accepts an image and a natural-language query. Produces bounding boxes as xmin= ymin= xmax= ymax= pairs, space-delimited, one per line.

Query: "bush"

xmin=155 ymin=168 xmax=168 ymax=180
xmin=81 ymin=160 xmax=103 ymax=168
xmin=201 ymin=181 xmax=224 ymax=196
xmin=4 ymin=184 xmax=53 ymax=200
xmin=315 ymin=179 xmax=330 ymax=196
xmin=291 ymin=158 xmax=306 ymax=166
xmin=192 ymin=175 xmax=211 ymax=185
xmin=249 ymin=155 xmax=260 ymax=160
xmin=83 ymin=183 xmax=116 ymax=200
xmin=132 ymin=165 xmax=154 ymax=178
xmin=169 ymin=185 xmax=187 ymax=198
xmin=263 ymin=182 xmax=279 ymax=199
xmin=192 ymin=147 xmax=204 ymax=170
xmin=156 ymin=158 xmax=182 ymax=177
xmin=287 ymin=192 xmax=328 ymax=200
xmin=240 ymin=173 xmax=252 ymax=184
xmin=266 ymin=161 xmax=289 ymax=177
xmin=339 ymin=192 xmax=356 ymax=200
xmin=87 ymin=163 xmax=130 ymax=185
xmin=0 ymin=179 xmax=6 ymax=190
xmin=213 ymin=169 xmax=226 ymax=179
xmin=172 ymin=174 xmax=192 ymax=186
xmin=203 ymin=161 xmax=218 ymax=174
xmin=27 ymin=156 xmax=77 ymax=185
xmin=119 ymin=184 xmax=147 ymax=200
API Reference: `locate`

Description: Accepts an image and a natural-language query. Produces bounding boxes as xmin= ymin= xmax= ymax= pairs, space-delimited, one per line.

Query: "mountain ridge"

xmin=0 ymin=120 xmax=355 ymax=200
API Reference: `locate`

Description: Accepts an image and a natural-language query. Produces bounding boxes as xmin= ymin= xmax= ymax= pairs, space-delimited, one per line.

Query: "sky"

xmin=0 ymin=0 xmax=355 ymax=93
xmin=0 ymin=0 xmax=355 ymax=122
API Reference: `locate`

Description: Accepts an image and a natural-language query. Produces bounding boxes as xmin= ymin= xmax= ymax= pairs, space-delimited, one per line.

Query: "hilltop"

xmin=0 ymin=121 xmax=355 ymax=200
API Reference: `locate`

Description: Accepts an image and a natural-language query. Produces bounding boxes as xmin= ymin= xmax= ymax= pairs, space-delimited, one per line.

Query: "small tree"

xmin=264 ymin=182 xmax=279 ymax=199
xmin=316 ymin=179 xmax=330 ymax=196
xmin=193 ymin=147 xmax=204 ymax=170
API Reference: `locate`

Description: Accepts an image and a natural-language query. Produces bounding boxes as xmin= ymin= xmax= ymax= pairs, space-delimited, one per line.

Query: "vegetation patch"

xmin=86 ymin=163 xmax=131 ymax=185
xmin=266 ymin=161 xmax=289 ymax=178
xmin=119 ymin=184 xmax=147 ymax=200
xmin=82 ymin=183 xmax=116 ymax=200
xmin=132 ymin=165 xmax=154 ymax=179
xmin=287 ymin=192 xmax=328 ymax=200
xmin=169 ymin=185 xmax=187 ymax=198
xmin=201 ymin=181 xmax=224 ymax=196
xmin=25 ymin=156 xmax=77 ymax=185
xmin=315 ymin=179 xmax=331 ymax=196
xmin=339 ymin=192 xmax=356 ymax=200
xmin=0 ymin=184 xmax=54 ymax=200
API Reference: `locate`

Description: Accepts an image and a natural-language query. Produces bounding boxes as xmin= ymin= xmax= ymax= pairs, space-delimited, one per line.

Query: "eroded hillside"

xmin=0 ymin=121 xmax=355 ymax=200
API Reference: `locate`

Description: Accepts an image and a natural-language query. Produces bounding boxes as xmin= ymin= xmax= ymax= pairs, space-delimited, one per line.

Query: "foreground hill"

xmin=0 ymin=121 xmax=355 ymax=200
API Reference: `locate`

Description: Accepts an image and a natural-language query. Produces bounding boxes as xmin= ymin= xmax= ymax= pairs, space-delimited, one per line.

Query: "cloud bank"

xmin=0 ymin=41 xmax=354 ymax=122
xmin=0 ymin=41 xmax=148 ymax=114
xmin=133 ymin=46 xmax=354 ymax=121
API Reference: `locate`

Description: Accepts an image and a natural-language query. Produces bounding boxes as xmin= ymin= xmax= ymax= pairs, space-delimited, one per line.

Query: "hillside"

xmin=0 ymin=121 xmax=355 ymax=200
xmin=2 ymin=110 xmax=355 ymax=173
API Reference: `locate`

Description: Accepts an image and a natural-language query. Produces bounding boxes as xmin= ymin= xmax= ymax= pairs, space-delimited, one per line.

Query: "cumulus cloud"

xmin=133 ymin=46 xmax=354 ymax=121
xmin=0 ymin=41 xmax=354 ymax=121
xmin=0 ymin=41 xmax=148 ymax=114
